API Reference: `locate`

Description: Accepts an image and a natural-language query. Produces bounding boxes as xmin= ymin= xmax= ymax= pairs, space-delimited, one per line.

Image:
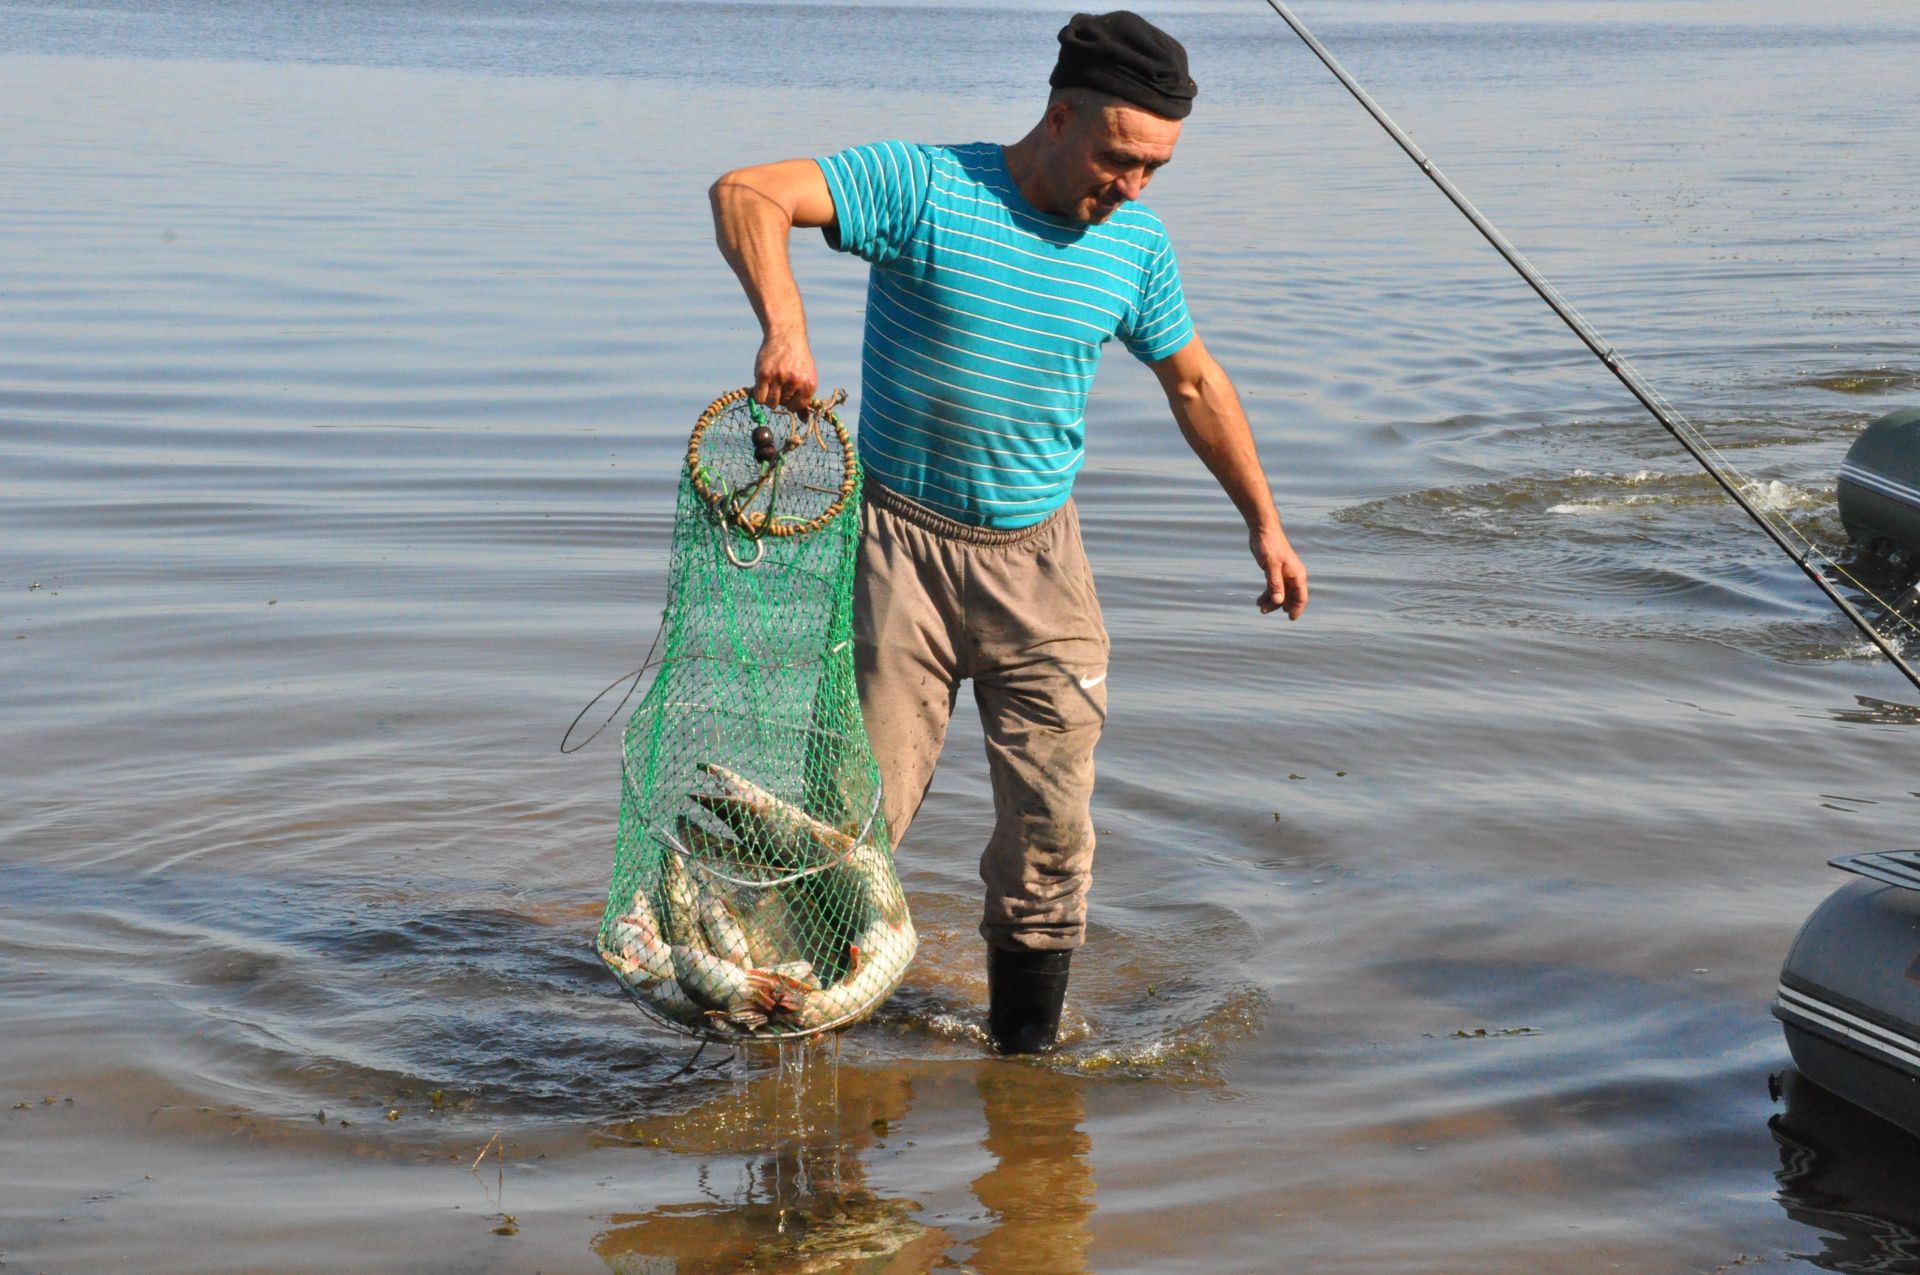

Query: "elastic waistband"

xmin=864 ymin=478 xmax=1064 ymax=546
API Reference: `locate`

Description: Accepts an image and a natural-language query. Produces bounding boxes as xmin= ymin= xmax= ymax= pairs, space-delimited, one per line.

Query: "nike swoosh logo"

xmin=1078 ymin=672 xmax=1107 ymax=690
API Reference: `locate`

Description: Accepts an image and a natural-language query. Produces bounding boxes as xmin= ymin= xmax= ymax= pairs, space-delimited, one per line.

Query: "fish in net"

xmin=597 ymin=387 xmax=916 ymax=1041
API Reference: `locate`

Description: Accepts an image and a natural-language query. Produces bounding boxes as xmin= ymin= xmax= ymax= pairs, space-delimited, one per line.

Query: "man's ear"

xmin=1043 ymin=98 xmax=1075 ymax=140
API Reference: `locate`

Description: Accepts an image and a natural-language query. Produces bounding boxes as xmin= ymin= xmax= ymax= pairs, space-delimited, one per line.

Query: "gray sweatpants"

xmin=853 ymin=480 xmax=1110 ymax=953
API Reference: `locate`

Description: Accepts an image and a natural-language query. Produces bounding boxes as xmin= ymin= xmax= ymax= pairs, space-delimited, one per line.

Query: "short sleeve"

xmin=1121 ymin=238 xmax=1195 ymax=363
xmin=814 ymin=141 xmax=933 ymax=266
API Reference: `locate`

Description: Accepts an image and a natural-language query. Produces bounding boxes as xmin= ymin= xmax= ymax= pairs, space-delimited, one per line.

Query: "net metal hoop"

xmin=614 ymin=701 xmax=872 ymax=811
xmin=606 ymin=954 xmax=897 ymax=1045
xmin=664 ymin=785 xmax=886 ymax=892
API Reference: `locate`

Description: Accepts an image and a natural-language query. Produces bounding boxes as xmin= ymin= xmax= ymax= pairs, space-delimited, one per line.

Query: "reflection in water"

xmin=597 ymin=1190 xmax=941 ymax=1275
xmin=1772 ymin=1067 xmax=1920 ymax=1272
xmin=969 ymin=1064 xmax=1094 ymax=1275
xmin=594 ymin=1045 xmax=942 ymax=1272
xmin=592 ymin=1052 xmax=1096 ymax=1273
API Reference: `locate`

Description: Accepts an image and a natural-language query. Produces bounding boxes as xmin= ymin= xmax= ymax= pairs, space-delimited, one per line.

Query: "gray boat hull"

xmin=1774 ymin=853 xmax=1920 ymax=1140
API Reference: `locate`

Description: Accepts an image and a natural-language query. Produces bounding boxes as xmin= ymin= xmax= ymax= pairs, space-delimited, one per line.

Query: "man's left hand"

xmin=1252 ymin=527 xmax=1308 ymax=619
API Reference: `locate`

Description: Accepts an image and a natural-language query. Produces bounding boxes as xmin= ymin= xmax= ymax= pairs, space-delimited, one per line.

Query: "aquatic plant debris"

xmin=1798 ymin=370 xmax=1920 ymax=395
xmin=595 ymin=390 xmax=914 ymax=1043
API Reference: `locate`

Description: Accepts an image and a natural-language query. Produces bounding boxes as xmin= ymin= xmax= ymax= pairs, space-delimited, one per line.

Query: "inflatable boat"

xmin=1838 ymin=407 xmax=1920 ymax=560
xmin=1775 ymin=851 xmax=1920 ymax=1140
xmin=1768 ymin=416 xmax=1920 ymax=1137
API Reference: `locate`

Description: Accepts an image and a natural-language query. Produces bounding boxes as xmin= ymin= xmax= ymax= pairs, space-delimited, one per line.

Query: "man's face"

xmin=1043 ymin=99 xmax=1182 ymax=224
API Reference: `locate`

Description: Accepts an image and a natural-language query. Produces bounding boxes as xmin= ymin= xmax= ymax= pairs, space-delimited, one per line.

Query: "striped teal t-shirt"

xmin=815 ymin=140 xmax=1194 ymax=529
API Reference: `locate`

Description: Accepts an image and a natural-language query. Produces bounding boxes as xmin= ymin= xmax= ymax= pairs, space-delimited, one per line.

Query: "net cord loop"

xmin=560 ymin=620 xmax=668 ymax=754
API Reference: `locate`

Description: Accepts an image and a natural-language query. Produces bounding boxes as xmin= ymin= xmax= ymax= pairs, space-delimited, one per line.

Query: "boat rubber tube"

xmin=1775 ymin=859 xmax=1920 ymax=1139
xmin=1839 ymin=407 xmax=1920 ymax=559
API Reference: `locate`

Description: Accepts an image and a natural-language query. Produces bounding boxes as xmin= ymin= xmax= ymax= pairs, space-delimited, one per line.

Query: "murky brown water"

xmin=6 ymin=2 xmax=1920 ymax=1270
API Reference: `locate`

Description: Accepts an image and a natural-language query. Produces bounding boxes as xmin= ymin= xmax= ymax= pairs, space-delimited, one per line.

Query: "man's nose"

xmin=1114 ymin=169 xmax=1147 ymax=201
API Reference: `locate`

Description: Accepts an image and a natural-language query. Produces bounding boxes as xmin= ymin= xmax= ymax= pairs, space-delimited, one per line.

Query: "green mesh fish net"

xmin=597 ymin=388 xmax=915 ymax=1041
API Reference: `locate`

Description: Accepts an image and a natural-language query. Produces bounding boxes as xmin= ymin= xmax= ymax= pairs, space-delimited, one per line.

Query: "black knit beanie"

xmin=1049 ymin=11 xmax=1196 ymax=120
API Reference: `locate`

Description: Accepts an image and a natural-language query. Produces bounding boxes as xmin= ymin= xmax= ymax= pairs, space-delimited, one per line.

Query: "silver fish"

xmin=607 ymin=886 xmax=673 ymax=982
xmin=656 ymin=836 xmax=703 ymax=949
xmin=788 ymin=914 xmax=918 ymax=1032
xmin=637 ymin=764 xmax=917 ymax=1036
xmin=696 ymin=891 xmax=754 ymax=966
xmin=670 ymin=943 xmax=811 ymax=1033
xmin=694 ymin=762 xmax=854 ymax=858
xmin=599 ymin=940 xmax=701 ymax=1024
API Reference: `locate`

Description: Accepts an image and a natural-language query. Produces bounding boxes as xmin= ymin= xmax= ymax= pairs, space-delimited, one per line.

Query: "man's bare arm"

xmin=708 ymin=158 xmax=839 ymax=408
xmin=1150 ymin=336 xmax=1309 ymax=619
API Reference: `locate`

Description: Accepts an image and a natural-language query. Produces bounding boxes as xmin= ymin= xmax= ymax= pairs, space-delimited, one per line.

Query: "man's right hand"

xmin=753 ymin=331 xmax=818 ymax=410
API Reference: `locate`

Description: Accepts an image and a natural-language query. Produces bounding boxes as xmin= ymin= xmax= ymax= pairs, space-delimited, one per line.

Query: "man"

xmin=709 ymin=11 xmax=1307 ymax=1053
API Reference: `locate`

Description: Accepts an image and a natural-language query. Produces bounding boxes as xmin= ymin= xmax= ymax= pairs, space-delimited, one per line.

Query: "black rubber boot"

xmin=987 ymin=947 xmax=1072 ymax=1055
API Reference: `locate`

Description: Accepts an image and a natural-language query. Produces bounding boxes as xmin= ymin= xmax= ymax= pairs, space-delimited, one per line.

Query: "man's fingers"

xmin=1255 ymin=559 xmax=1308 ymax=619
xmin=1256 ymin=589 xmax=1301 ymax=619
xmin=786 ymin=358 xmax=818 ymax=407
xmin=752 ymin=372 xmax=806 ymax=408
xmin=752 ymin=348 xmax=818 ymax=410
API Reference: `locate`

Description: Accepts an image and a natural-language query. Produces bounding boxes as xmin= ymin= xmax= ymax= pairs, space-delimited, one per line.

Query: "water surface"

xmin=5 ymin=2 xmax=1920 ymax=1270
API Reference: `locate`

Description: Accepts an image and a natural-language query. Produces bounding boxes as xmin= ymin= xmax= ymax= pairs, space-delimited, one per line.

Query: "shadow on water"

xmin=4 ymin=864 xmax=1256 ymax=1129
xmin=1773 ymin=1067 xmax=1920 ymax=1273
xmin=3 ymin=864 xmax=702 ymax=1117
xmin=593 ymin=1056 xmax=1095 ymax=1274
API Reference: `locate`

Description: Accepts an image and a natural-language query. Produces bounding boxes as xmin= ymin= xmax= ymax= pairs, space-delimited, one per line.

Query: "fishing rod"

xmin=1260 ymin=0 xmax=1920 ymax=694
